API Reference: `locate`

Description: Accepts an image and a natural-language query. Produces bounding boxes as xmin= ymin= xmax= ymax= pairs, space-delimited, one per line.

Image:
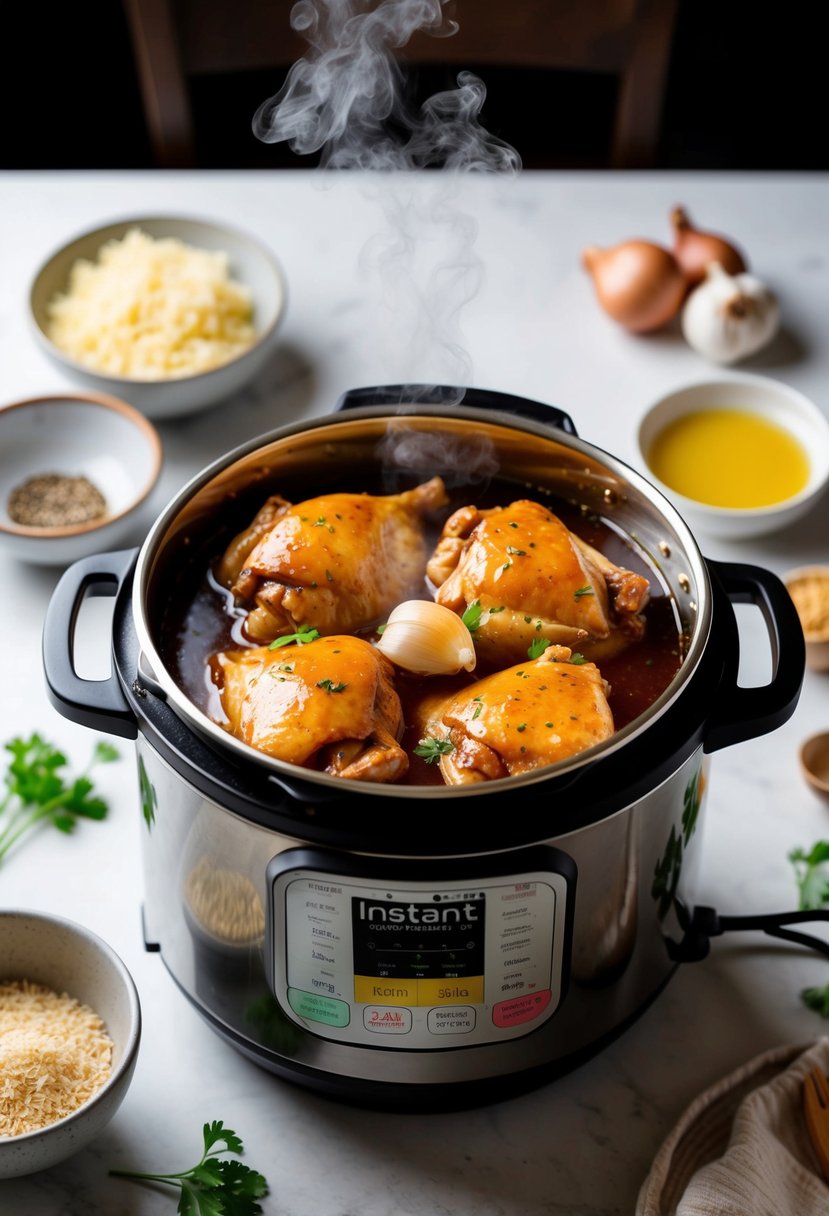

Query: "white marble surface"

xmin=0 ymin=169 xmax=827 ymax=1214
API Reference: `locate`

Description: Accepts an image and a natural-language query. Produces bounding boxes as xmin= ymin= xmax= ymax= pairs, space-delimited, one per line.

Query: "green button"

xmin=288 ymin=987 xmax=350 ymax=1028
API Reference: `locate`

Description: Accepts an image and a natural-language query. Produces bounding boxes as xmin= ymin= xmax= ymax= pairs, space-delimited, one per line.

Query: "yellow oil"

xmin=647 ymin=408 xmax=810 ymax=508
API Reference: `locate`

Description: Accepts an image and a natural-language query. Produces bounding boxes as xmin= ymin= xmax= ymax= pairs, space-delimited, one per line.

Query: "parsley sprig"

xmin=268 ymin=625 xmax=320 ymax=650
xmin=0 ymin=734 xmax=118 ymax=866
xmin=414 ymin=736 xmax=455 ymax=764
xmin=110 ymin=1120 xmax=268 ymax=1215
xmin=789 ymin=841 xmax=829 ymax=910
xmin=528 ymin=637 xmax=551 ymax=660
xmin=788 ymin=841 xmax=829 ymax=1018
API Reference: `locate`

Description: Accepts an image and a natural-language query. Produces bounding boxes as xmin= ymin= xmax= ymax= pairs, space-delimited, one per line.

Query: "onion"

xmin=670 ymin=206 xmax=747 ymax=287
xmin=581 ymin=241 xmax=686 ymax=333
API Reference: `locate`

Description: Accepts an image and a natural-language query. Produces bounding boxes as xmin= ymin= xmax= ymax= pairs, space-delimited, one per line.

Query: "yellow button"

xmin=354 ymin=976 xmax=418 ymax=1005
xmin=416 ymin=977 xmax=484 ymax=1006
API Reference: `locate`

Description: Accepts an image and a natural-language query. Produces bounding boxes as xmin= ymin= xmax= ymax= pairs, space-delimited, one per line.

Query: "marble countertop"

xmin=1 ymin=169 xmax=827 ymax=1214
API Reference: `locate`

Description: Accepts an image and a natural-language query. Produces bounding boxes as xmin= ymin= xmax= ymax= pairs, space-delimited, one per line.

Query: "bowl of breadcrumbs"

xmin=0 ymin=909 xmax=140 ymax=1178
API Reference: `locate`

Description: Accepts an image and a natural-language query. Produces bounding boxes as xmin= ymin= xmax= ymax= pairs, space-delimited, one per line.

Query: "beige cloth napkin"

xmin=636 ymin=1038 xmax=829 ymax=1215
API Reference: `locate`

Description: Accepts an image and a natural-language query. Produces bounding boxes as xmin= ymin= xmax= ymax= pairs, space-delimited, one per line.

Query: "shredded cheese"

xmin=0 ymin=979 xmax=113 ymax=1138
xmin=46 ymin=228 xmax=257 ymax=380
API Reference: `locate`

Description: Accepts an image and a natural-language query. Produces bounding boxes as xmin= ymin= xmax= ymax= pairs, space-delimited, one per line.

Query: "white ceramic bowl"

xmin=636 ymin=374 xmax=829 ymax=539
xmin=0 ymin=392 xmax=163 ymax=566
xmin=0 ymin=910 xmax=141 ymax=1179
xmin=28 ymin=215 xmax=287 ymax=421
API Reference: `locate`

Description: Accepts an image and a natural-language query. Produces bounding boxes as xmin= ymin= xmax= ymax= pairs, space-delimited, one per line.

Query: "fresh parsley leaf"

xmin=574 ymin=585 xmax=594 ymax=599
xmin=569 ymin=653 xmax=587 ymax=665
xmin=506 ymin=545 xmax=527 ymax=556
xmin=461 ymin=600 xmax=483 ymax=632
xmin=268 ymin=625 xmax=320 ymax=649
xmin=0 ymin=734 xmax=117 ymax=866
xmin=110 ymin=1120 xmax=268 ymax=1215
xmin=788 ymin=841 xmax=829 ymax=910
xmin=802 ymin=984 xmax=829 ymax=1018
xmin=316 ymin=679 xmax=347 ymax=694
xmin=528 ymin=637 xmax=551 ymax=660
xmin=414 ymin=737 xmax=455 ymax=764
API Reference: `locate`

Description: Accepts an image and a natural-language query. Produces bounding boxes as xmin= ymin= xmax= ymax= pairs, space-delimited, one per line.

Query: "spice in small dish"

xmin=784 ymin=566 xmax=829 ymax=671
xmin=7 ymin=473 xmax=107 ymax=528
xmin=0 ymin=978 xmax=113 ymax=1137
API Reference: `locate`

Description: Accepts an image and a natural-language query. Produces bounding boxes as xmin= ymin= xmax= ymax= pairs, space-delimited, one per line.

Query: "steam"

xmin=376 ymin=420 xmax=499 ymax=492
xmin=253 ymin=0 xmax=521 ymax=387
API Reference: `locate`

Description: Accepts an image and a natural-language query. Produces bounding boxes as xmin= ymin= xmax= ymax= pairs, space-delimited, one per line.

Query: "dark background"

xmin=2 ymin=1 xmax=823 ymax=171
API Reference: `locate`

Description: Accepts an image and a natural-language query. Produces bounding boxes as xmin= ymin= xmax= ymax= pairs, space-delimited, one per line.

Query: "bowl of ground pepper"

xmin=0 ymin=909 xmax=141 ymax=1178
xmin=0 ymin=391 xmax=162 ymax=565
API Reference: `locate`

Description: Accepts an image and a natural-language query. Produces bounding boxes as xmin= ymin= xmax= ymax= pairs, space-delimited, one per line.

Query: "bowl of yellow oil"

xmin=637 ymin=375 xmax=829 ymax=538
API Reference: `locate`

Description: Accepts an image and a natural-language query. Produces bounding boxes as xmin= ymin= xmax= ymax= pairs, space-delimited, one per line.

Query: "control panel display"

xmin=268 ymin=857 xmax=571 ymax=1050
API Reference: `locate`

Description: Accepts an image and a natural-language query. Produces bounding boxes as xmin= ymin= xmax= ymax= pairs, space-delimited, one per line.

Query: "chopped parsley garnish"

xmin=528 ymin=637 xmax=552 ymax=660
xmin=494 ymin=561 xmax=511 ymax=580
xmin=545 ymin=721 xmax=554 ymax=729
xmin=516 ymin=723 xmax=527 ymax=733
xmin=569 ymin=653 xmax=587 ymax=665
xmin=506 ymin=545 xmax=527 ymax=556
xmin=414 ymin=737 xmax=455 ymax=764
xmin=489 ymin=605 xmax=505 ymax=614
xmin=802 ymin=984 xmax=829 ymax=1018
xmin=508 ymin=521 xmax=519 ymax=528
xmin=313 ymin=516 xmax=335 ymax=533
xmin=523 ymin=615 xmax=532 ymax=624
xmin=461 ymin=600 xmax=483 ymax=632
xmin=317 ymin=679 xmax=348 ymax=694
xmin=472 ymin=698 xmax=483 ymax=720
xmin=269 ymin=625 xmax=320 ymax=649
xmin=325 ymin=569 xmax=334 ymax=582
xmin=574 ymin=585 xmax=594 ymax=599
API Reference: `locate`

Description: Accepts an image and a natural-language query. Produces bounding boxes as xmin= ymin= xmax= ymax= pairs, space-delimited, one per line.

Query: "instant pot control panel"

xmin=266 ymin=847 xmax=576 ymax=1050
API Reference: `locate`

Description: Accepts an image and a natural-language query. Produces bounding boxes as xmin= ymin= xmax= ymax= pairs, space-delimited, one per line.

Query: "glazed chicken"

xmin=427 ymin=499 xmax=650 ymax=664
xmin=420 ymin=645 xmax=614 ymax=785
xmin=212 ymin=635 xmax=408 ymax=782
xmin=218 ymin=477 xmax=449 ymax=643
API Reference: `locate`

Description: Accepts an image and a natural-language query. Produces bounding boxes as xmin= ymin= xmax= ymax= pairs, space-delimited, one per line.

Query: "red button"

xmin=492 ymin=990 xmax=552 ymax=1028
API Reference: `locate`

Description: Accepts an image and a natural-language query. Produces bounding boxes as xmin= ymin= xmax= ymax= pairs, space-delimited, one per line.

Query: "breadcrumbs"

xmin=0 ymin=979 xmax=113 ymax=1137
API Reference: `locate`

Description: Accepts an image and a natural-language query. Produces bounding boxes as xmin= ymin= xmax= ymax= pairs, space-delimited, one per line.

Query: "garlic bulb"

xmin=681 ymin=262 xmax=779 ymax=364
xmin=375 ymin=600 xmax=476 ymax=676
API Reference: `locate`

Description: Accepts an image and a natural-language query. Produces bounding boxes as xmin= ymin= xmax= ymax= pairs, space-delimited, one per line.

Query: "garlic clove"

xmin=681 ymin=262 xmax=779 ymax=364
xmin=375 ymin=600 xmax=477 ymax=676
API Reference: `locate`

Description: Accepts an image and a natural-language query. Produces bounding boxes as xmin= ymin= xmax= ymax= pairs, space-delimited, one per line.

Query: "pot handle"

xmin=335 ymin=384 xmax=578 ymax=435
xmin=42 ymin=549 xmax=139 ymax=740
xmin=703 ymin=560 xmax=804 ymax=753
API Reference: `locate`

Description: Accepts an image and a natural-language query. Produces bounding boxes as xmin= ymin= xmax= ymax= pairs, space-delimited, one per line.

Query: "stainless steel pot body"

xmin=137 ymin=729 xmax=709 ymax=1102
xmin=43 ymin=387 xmax=804 ymax=1106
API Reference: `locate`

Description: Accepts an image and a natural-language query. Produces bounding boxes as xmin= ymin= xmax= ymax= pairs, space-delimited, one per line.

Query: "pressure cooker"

xmin=43 ymin=385 xmax=824 ymax=1109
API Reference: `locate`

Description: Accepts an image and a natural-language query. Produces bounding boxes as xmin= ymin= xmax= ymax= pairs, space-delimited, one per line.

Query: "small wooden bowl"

xmin=800 ymin=730 xmax=829 ymax=803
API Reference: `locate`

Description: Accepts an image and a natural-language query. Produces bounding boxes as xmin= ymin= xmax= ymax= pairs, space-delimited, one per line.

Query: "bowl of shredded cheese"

xmin=0 ymin=910 xmax=141 ymax=1178
xmin=28 ymin=216 xmax=287 ymax=421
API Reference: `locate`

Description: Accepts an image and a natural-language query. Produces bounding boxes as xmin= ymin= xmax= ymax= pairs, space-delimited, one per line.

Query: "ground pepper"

xmin=7 ymin=473 xmax=107 ymax=527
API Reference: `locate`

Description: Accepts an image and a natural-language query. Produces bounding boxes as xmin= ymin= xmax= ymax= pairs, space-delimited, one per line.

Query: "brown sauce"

xmin=160 ymin=477 xmax=686 ymax=785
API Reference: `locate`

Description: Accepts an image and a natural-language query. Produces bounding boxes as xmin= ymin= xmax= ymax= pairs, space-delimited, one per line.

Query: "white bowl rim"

xmin=28 ymin=212 xmax=287 ymax=389
xmin=0 ymin=908 xmax=141 ymax=1146
xmin=636 ymin=373 xmax=829 ymax=519
xmin=0 ymin=391 xmax=163 ymax=540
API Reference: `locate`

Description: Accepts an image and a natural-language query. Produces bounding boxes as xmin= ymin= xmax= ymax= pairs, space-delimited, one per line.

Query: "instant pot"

xmin=43 ymin=386 xmax=825 ymax=1108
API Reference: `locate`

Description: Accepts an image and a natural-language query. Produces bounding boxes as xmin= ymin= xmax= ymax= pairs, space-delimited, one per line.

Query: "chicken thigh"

xmin=427 ymin=499 xmax=649 ymax=664
xmin=420 ymin=645 xmax=614 ymax=785
xmin=218 ymin=477 xmax=448 ymax=643
xmin=212 ymin=635 xmax=408 ymax=782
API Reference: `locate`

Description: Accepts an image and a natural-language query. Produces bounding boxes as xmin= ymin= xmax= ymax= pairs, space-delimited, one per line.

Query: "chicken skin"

xmin=212 ymin=635 xmax=408 ymax=782
xmin=421 ymin=645 xmax=614 ymax=785
xmin=218 ymin=477 xmax=449 ymax=643
xmin=427 ymin=500 xmax=650 ymax=664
